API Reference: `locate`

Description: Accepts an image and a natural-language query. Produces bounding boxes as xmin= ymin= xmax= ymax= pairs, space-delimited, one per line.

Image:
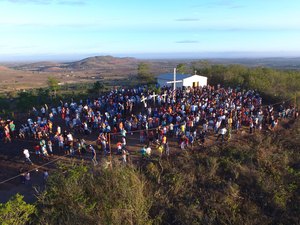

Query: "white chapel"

xmin=157 ymin=68 xmax=207 ymax=89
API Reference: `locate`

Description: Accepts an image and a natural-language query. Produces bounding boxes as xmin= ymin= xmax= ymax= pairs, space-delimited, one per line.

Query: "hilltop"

xmin=67 ymin=55 xmax=138 ymax=70
xmin=0 ymin=56 xmax=179 ymax=92
xmin=4 ymin=56 xmax=300 ymax=72
xmin=0 ymin=55 xmax=299 ymax=224
xmin=1 ymin=56 xmax=300 ymax=94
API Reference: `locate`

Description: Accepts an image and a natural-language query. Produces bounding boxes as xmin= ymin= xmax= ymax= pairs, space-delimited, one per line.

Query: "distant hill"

xmin=1 ymin=55 xmax=300 ymax=94
xmin=206 ymin=57 xmax=300 ymax=70
xmin=0 ymin=66 xmax=11 ymax=71
xmin=10 ymin=56 xmax=140 ymax=73
xmin=13 ymin=61 xmax=66 ymax=72
xmin=66 ymin=55 xmax=139 ymax=71
xmin=6 ymin=56 xmax=300 ymax=77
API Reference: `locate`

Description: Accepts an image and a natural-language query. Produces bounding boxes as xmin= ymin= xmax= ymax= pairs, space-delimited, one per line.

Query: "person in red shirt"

xmin=4 ymin=124 xmax=11 ymax=143
xmin=34 ymin=144 xmax=41 ymax=156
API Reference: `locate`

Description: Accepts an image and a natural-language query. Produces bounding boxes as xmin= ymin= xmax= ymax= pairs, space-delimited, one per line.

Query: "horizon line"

xmin=1 ymin=51 xmax=300 ymax=63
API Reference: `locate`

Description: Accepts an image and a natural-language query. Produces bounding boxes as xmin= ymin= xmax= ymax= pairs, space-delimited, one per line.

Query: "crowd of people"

xmin=0 ymin=84 xmax=299 ymax=168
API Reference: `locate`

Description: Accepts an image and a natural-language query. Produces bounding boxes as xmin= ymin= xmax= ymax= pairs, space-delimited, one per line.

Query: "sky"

xmin=0 ymin=0 xmax=300 ymax=61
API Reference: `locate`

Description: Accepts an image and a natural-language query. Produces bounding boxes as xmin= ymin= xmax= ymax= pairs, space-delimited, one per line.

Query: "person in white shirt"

xmin=67 ymin=133 xmax=73 ymax=142
xmin=169 ymin=123 xmax=174 ymax=137
xmin=146 ymin=146 xmax=152 ymax=156
xmin=23 ymin=149 xmax=33 ymax=164
xmin=203 ymin=121 xmax=208 ymax=133
xmin=57 ymin=126 xmax=61 ymax=135
xmin=25 ymin=172 xmax=31 ymax=184
xmin=216 ymin=127 xmax=227 ymax=142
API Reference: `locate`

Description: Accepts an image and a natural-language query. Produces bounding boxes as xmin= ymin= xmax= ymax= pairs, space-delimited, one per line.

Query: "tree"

xmin=137 ymin=63 xmax=154 ymax=84
xmin=89 ymin=81 xmax=104 ymax=95
xmin=17 ymin=90 xmax=36 ymax=111
xmin=47 ymin=76 xmax=60 ymax=98
xmin=37 ymin=88 xmax=50 ymax=105
xmin=0 ymin=194 xmax=35 ymax=225
xmin=176 ymin=63 xmax=187 ymax=74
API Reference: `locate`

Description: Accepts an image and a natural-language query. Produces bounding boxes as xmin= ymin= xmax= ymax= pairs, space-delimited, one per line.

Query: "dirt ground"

xmin=0 ymin=121 xmax=217 ymax=203
xmin=0 ymin=115 xmax=294 ymax=204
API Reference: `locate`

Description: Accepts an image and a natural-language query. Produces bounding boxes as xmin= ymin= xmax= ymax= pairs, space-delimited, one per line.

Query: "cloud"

xmin=175 ymin=18 xmax=199 ymax=22
xmin=176 ymin=40 xmax=199 ymax=44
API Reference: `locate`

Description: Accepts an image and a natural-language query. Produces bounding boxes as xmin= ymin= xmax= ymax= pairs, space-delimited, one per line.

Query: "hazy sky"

xmin=0 ymin=0 xmax=300 ymax=60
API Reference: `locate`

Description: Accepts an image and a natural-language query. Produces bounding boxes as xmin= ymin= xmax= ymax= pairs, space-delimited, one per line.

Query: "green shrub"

xmin=0 ymin=194 xmax=35 ymax=225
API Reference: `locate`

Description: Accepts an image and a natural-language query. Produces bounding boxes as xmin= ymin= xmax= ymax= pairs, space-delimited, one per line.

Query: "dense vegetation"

xmin=0 ymin=194 xmax=35 ymax=225
xmin=145 ymin=121 xmax=300 ymax=225
xmin=191 ymin=62 xmax=300 ymax=102
xmin=34 ymin=163 xmax=152 ymax=225
xmin=137 ymin=62 xmax=156 ymax=84
xmin=1 ymin=119 xmax=299 ymax=225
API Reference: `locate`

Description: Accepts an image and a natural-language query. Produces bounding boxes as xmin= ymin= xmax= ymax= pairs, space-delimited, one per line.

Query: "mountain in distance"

xmin=10 ymin=56 xmax=141 ymax=74
xmin=66 ymin=55 xmax=139 ymax=70
xmin=66 ymin=56 xmax=300 ymax=71
xmin=7 ymin=55 xmax=179 ymax=77
xmin=5 ymin=55 xmax=300 ymax=74
xmin=207 ymin=57 xmax=300 ymax=70
xmin=13 ymin=61 xmax=67 ymax=72
xmin=0 ymin=65 xmax=12 ymax=71
xmin=1 ymin=55 xmax=300 ymax=93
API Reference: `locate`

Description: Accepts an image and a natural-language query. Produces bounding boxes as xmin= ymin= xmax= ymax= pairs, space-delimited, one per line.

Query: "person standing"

xmin=165 ymin=142 xmax=170 ymax=156
xmin=4 ymin=124 xmax=11 ymax=143
xmin=23 ymin=148 xmax=33 ymax=165
xmin=58 ymin=134 xmax=64 ymax=152
xmin=47 ymin=139 xmax=53 ymax=156
xmin=57 ymin=126 xmax=61 ymax=135
xmin=122 ymin=148 xmax=127 ymax=164
xmin=249 ymin=119 xmax=254 ymax=134
xmin=25 ymin=171 xmax=31 ymax=185
xmin=217 ymin=127 xmax=227 ymax=143
xmin=48 ymin=120 xmax=53 ymax=133
xmin=157 ymin=144 xmax=164 ymax=157
xmin=121 ymin=136 xmax=127 ymax=149
xmin=227 ymin=116 xmax=233 ymax=130
xmin=43 ymin=170 xmax=49 ymax=184
xmin=188 ymin=134 xmax=194 ymax=150
xmin=162 ymin=135 xmax=167 ymax=151
xmin=19 ymin=167 xmax=26 ymax=184
xmin=146 ymin=145 xmax=152 ymax=156
xmin=88 ymin=145 xmax=98 ymax=166
xmin=9 ymin=121 xmax=16 ymax=139
xmin=120 ymin=128 xmax=127 ymax=138
xmin=140 ymin=146 xmax=147 ymax=157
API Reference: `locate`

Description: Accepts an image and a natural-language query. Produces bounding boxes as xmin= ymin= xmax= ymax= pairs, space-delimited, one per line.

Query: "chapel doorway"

xmin=192 ymin=81 xmax=199 ymax=88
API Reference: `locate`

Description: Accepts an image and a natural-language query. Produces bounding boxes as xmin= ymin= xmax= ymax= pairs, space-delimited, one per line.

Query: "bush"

xmin=35 ymin=162 xmax=152 ymax=225
xmin=0 ymin=194 xmax=35 ymax=225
